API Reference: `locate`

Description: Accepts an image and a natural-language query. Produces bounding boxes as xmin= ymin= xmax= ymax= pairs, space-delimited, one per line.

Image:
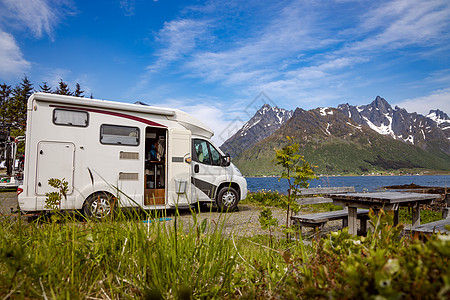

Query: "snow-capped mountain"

xmin=220 ymin=104 xmax=293 ymax=157
xmin=221 ymin=96 xmax=450 ymax=174
xmin=338 ymin=96 xmax=450 ymax=153
xmin=427 ymin=109 xmax=450 ymax=139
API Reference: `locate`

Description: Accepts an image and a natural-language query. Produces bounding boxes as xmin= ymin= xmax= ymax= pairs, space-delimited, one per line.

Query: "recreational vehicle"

xmin=18 ymin=93 xmax=247 ymax=217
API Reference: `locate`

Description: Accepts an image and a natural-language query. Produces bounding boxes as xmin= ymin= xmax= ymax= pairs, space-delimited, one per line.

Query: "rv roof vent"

xmin=134 ymin=101 xmax=149 ymax=106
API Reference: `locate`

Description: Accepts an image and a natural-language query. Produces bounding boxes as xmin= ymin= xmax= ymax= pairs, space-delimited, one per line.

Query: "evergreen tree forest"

xmin=0 ymin=76 xmax=87 ymax=132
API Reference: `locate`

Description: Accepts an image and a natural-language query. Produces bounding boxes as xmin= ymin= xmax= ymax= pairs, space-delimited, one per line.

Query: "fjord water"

xmin=246 ymin=175 xmax=450 ymax=193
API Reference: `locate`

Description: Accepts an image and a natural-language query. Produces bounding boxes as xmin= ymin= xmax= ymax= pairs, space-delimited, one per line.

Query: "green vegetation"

xmin=233 ymin=129 xmax=450 ymax=176
xmin=0 ymin=207 xmax=448 ymax=298
xmin=44 ymin=178 xmax=69 ymax=210
xmin=273 ymin=136 xmax=317 ymax=237
xmin=245 ymin=190 xmax=444 ymax=224
xmin=399 ymin=207 xmax=444 ymax=225
xmin=0 ymin=76 xmax=88 ymax=133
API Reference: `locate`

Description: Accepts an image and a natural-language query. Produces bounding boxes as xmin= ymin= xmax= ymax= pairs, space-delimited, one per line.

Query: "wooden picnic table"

xmin=330 ymin=192 xmax=440 ymax=235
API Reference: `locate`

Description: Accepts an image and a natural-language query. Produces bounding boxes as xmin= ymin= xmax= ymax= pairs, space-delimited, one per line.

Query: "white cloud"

xmin=0 ymin=30 xmax=30 ymax=78
xmin=184 ymin=1 xmax=336 ymax=86
xmin=147 ymin=19 xmax=210 ymax=72
xmin=147 ymin=97 xmax=244 ymax=144
xmin=350 ymin=0 xmax=450 ymax=51
xmin=0 ymin=0 xmax=73 ymax=40
xmin=394 ymin=89 xmax=450 ymax=115
xmin=137 ymin=0 xmax=450 ymax=116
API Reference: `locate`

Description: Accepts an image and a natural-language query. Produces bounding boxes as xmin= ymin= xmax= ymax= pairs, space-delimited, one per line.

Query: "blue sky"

xmin=1 ymin=0 xmax=449 ymax=144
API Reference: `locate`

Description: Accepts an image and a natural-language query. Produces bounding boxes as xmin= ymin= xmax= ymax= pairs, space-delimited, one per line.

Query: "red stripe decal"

xmin=50 ymin=104 xmax=166 ymax=127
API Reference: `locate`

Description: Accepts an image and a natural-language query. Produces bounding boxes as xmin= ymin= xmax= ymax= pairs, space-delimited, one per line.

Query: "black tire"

xmin=216 ymin=186 xmax=239 ymax=212
xmin=83 ymin=192 xmax=115 ymax=219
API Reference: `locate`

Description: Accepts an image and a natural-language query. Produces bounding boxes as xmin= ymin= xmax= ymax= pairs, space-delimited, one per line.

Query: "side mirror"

xmin=221 ymin=154 xmax=231 ymax=167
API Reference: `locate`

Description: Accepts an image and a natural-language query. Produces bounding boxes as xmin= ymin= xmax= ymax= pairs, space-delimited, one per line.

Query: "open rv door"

xmin=167 ymin=128 xmax=192 ymax=206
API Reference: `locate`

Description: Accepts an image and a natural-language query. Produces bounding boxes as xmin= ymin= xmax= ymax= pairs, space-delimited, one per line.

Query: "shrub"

xmin=296 ymin=209 xmax=450 ymax=299
xmin=0 ymin=205 xmax=448 ymax=298
xmin=242 ymin=190 xmax=288 ymax=207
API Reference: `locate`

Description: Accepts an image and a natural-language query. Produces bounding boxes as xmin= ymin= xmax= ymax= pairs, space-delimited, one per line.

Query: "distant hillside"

xmin=225 ymin=97 xmax=450 ymax=176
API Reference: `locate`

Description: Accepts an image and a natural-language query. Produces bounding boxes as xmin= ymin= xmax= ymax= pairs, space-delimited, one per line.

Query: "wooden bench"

xmin=291 ymin=209 xmax=370 ymax=238
xmin=296 ymin=186 xmax=356 ymax=205
xmin=291 ymin=186 xmax=369 ymax=238
xmin=410 ymin=218 xmax=450 ymax=235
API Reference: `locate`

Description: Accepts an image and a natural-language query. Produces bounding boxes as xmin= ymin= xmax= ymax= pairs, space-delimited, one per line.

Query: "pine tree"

xmin=55 ymin=79 xmax=72 ymax=95
xmin=39 ymin=81 xmax=52 ymax=93
xmin=9 ymin=75 xmax=34 ymax=129
xmin=0 ymin=83 xmax=12 ymax=125
xmin=74 ymin=83 xmax=84 ymax=97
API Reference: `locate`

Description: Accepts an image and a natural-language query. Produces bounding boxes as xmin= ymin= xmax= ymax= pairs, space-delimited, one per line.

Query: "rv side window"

xmin=193 ymin=139 xmax=211 ymax=165
xmin=209 ymin=144 xmax=221 ymax=166
xmin=100 ymin=124 xmax=140 ymax=146
xmin=53 ymin=109 xmax=89 ymax=127
xmin=193 ymin=139 xmax=221 ymax=166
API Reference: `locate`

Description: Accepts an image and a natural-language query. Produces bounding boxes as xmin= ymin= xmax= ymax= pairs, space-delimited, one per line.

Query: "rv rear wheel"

xmin=216 ymin=186 xmax=239 ymax=212
xmin=83 ymin=192 xmax=115 ymax=219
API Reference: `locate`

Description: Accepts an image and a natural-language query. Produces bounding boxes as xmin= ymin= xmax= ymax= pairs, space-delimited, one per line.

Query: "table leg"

xmin=348 ymin=207 xmax=357 ymax=235
xmin=394 ymin=209 xmax=399 ymax=226
xmin=360 ymin=217 xmax=367 ymax=235
xmin=342 ymin=218 xmax=348 ymax=228
xmin=412 ymin=203 xmax=420 ymax=227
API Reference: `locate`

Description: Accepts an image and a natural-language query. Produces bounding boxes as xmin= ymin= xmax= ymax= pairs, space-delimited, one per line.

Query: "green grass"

xmin=0 ymin=209 xmax=299 ymax=298
xmin=398 ymin=207 xmax=443 ymax=224
xmin=0 ymin=205 xmax=448 ymax=298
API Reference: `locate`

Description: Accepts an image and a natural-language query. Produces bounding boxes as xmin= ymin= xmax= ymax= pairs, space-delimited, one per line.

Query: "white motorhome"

xmin=18 ymin=93 xmax=247 ymax=217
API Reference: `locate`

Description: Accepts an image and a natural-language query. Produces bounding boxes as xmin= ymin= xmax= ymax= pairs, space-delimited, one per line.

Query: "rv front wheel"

xmin=83 ymin=192 xmax=115 ymax=219
xmin=216 ymin=186 xmax=239 ymax=212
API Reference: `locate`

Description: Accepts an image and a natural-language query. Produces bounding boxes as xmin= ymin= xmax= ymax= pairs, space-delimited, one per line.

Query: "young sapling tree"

xmin=273 ymin=136 xmax=317 ymax=239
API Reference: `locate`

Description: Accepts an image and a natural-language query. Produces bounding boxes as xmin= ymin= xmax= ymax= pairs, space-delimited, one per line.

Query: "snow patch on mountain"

xmin=319 ymin=107 xmax=333 ymax=116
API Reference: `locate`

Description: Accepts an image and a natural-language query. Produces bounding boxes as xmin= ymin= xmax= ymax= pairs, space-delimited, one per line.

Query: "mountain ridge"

xmin=222 ymin=96 xmax=450 ymax=176
xmin=220 ymin=104 xmax=292 ymax=157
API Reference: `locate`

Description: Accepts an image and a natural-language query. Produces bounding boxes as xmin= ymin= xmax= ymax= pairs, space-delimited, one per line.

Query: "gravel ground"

xmin=0 ymin=192 xmax=342 ymax=240
xmin=170 ymin=204 xmax=342 ymax=240
xmin=0 ymin=191 xmax=19 ymax=215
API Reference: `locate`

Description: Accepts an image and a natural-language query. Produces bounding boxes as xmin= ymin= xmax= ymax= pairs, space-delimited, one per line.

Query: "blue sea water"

xmin=246 ymin=175 xmax=450 ymax=193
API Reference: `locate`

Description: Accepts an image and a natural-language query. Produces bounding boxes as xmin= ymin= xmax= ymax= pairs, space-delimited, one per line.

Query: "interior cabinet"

xmin=144 ymin=127 xmax=166 ymax=205
xmin=144 ymin=161 xmax=165 ymax=205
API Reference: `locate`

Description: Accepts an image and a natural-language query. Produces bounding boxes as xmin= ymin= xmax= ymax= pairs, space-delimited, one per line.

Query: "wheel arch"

xmin=75 ymin=182 xmax=118 ymax=209
xmin=215 ymin=182 xmax=240 ymax=201
xmin=82 ymin=190 xmax=117 ymax=219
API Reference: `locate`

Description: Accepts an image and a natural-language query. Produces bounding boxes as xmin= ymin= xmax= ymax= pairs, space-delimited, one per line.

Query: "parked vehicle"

xmin=0 ymin=135 xmax=25 ymax=190
xmin=18 ymin=93 xmax=247 ymax=217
